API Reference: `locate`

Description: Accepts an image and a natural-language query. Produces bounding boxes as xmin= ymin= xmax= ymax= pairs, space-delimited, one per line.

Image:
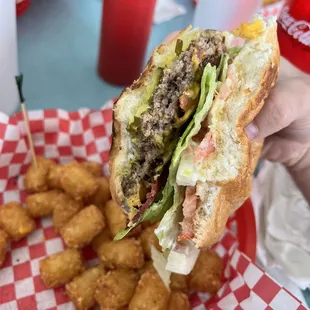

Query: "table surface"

xmin=17 ymin=0 xmax=194 ymax=111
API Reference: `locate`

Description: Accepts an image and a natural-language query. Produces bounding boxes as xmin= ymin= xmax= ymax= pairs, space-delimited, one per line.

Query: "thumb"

xmin=245 ymin=77 xmax=310 ymax=142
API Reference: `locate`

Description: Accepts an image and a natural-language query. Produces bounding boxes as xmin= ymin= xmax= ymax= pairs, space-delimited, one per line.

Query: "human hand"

xmin=245 ymin=58 xmax=310 ymax=202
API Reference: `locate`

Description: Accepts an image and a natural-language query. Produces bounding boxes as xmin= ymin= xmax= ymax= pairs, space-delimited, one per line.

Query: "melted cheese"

xmin=232 ymin=19 xmax=265 ymax=40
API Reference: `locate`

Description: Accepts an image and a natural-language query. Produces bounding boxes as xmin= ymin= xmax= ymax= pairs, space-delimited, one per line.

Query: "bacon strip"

xmin=178 ymin=186 xmax=198 ymax=241
xmin=132 ymin=180 xmax=159 ymax=223
xmin=178 ymin=231 xmax=195 ymax=242
xmin=194 ymin=131 xmax=215 ymax=163
xmin=218 ymin=65 xmax=237 ymax=101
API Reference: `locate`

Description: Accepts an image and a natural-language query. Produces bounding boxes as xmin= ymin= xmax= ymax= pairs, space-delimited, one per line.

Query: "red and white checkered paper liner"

xmin=0 ymin=101 xmax=307 ymax=310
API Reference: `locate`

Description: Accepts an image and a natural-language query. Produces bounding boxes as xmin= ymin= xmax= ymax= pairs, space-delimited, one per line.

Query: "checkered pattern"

xmin=0 ymin=100 xmax=114 ymax=202
xmin=0 ymin=102 xmax=112 ymax=310
xmin=192 ymin=231 xmax=308 ymax=310
xmin=0 ymin=102 xmax=308 ymax=310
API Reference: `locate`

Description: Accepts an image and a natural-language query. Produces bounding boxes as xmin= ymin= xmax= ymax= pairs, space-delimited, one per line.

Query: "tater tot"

xmin=103 ymin=200 xmax=126 ymax=237
xmin=81 ymin=161 xmax=102 ymax=177
xmin=91 ymin=228 xmax=111 ymax=252
xmin=129 ymin=268 xmax=169 ymax=310
xmin=103 ymin=200 xmax=141 ymax=238
xmin=167 ymin=291 xmax=190 ymax=310
xmin=86 ymin=177 xmax=111 ymax=210
xmin=140 ymin=224 xmax=161 ymax=260
xmin=97 ymin=238 xmax=144 ymax=269
xmin=24 ymin=156 xmax=54 ymax=192
xmin=170 ymin=273 xmax=189 ymax=293
xmin=189 ymin=249 xmax=223 ymax=294
xmin=61 ymin=205 xmax=105 ymax=248
xmin=0 ymin=229 xmax=9 ymax=267
xmin=141 ymin=221 xmax=153 ymax=229
xmin=52 ymin=193 xmax=83 ymax=233
xmin=138 ymin=261 xmax=154 ymax=276
xmin=0 ymin=202 xmax=36 ymax=241
xmin=92 ymin=229 xmax=114 ymax=269
xmin=26 ymin=189 xmax=63 ymax=218
xmin=61 ymin=161 xmax=98 ymax=201
xmin=128 ymin=225 xmax=143 ymax=238
xmin=39 ymin=249 xmax=84 ymax=288
xmin=95 ymin=269 xmax=139 ymax=309
xmin=66 ymin=265 xmax=105 ymax=310
xmin=47 ymin=164 xmax=63 ymax=189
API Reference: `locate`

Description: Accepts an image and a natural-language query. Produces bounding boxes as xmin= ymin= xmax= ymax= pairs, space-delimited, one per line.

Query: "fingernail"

xmin=245 ymin=122 xmax=259 ymax=140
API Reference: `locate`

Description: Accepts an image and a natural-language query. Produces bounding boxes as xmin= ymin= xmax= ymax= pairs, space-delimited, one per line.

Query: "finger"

xmin=261 ymin=135 xmax=309 ymax=168
xmin=249 ymin=83 xmax=297 ymax=141
xmin=245 ymin=77 xmax=310 ymax=141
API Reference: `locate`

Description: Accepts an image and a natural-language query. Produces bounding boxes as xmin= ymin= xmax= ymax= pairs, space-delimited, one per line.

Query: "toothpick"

xmin=16 ymin=74 xmax=37 ymax=168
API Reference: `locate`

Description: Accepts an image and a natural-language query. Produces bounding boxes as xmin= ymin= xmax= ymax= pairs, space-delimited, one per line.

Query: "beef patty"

xmin=122 ymin=30 xmax=227 ymax=208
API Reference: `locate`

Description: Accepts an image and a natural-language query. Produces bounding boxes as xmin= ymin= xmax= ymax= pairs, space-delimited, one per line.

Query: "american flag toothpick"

xmin=15 ymin=74 xmax=37 ymax=168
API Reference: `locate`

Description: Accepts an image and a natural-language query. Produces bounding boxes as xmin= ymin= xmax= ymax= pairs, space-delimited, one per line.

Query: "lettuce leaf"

xmin=157 ymin=55 xmax=230 ymax=250
xmin=115 ymin=64 xmax=217 ymax=241
xmin=115 ymin=64 xmax=219 ymax=241
xmin=228 ymin=47 xmax=241 ymax=58
xmin=218 ymin=54 xmax=229 ymax=83
xmin=154 ymin=186 xmax=185 ymax=250
xmin=144 ymin=64 xmax=217 ymax=214
xmin=176 ymin=55 xmax=230 ymax=187
xmin=127 ymin=69 xmax=162 ymax=133
xmin=154 ymin=64 xmax=218 ymax=250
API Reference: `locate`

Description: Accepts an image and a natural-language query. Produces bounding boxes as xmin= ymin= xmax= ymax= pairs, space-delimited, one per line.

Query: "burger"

xmin=109 ymin=16 xmax=279 ymax=269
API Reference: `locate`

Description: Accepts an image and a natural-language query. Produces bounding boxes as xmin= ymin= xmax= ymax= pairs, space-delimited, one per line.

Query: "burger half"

xmin=110 ymin=17 xmax=279 ymax=262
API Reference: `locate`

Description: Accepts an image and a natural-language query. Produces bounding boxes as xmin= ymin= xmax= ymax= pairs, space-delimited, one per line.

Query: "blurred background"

xmin=2 ymin=0 xmax=282 ymax=114
xmin=11 ymin=0 xmax=195 ymax=112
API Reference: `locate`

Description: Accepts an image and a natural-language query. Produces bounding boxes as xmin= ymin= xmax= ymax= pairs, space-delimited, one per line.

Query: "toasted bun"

xmin=192 ymin=22 xmax=279 ymax=248
xmin=109 ymin=27 xmax=200 ymax=215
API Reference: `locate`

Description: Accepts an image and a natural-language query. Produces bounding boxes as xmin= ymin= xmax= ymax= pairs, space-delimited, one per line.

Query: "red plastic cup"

xmin=277 ymin=0 xmax=310 ymax=73
xmin=16 ymin=0 xmax=31 ymax=17
xmin=98 ymin=0 xmax=157 ymax=86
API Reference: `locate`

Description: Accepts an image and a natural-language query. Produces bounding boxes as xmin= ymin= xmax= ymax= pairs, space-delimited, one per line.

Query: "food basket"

xmin=0 ymin=101 xmax=307 ymax=309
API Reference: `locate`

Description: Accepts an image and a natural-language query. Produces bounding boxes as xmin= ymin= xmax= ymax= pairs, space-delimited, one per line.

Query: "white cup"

xmin=0 ymin=0 xmax=19 ymax=115
xmin=193 ymin=0 xmax=262 ymax=31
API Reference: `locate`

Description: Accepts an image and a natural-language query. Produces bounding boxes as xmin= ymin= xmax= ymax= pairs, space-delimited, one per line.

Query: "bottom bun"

xmin=193 ymin=141 xmax=262 ymax=248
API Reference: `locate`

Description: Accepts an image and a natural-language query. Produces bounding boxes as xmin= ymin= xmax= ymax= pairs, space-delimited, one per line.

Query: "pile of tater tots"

xmin=0 ymin=156 xmax=223 ymax=310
